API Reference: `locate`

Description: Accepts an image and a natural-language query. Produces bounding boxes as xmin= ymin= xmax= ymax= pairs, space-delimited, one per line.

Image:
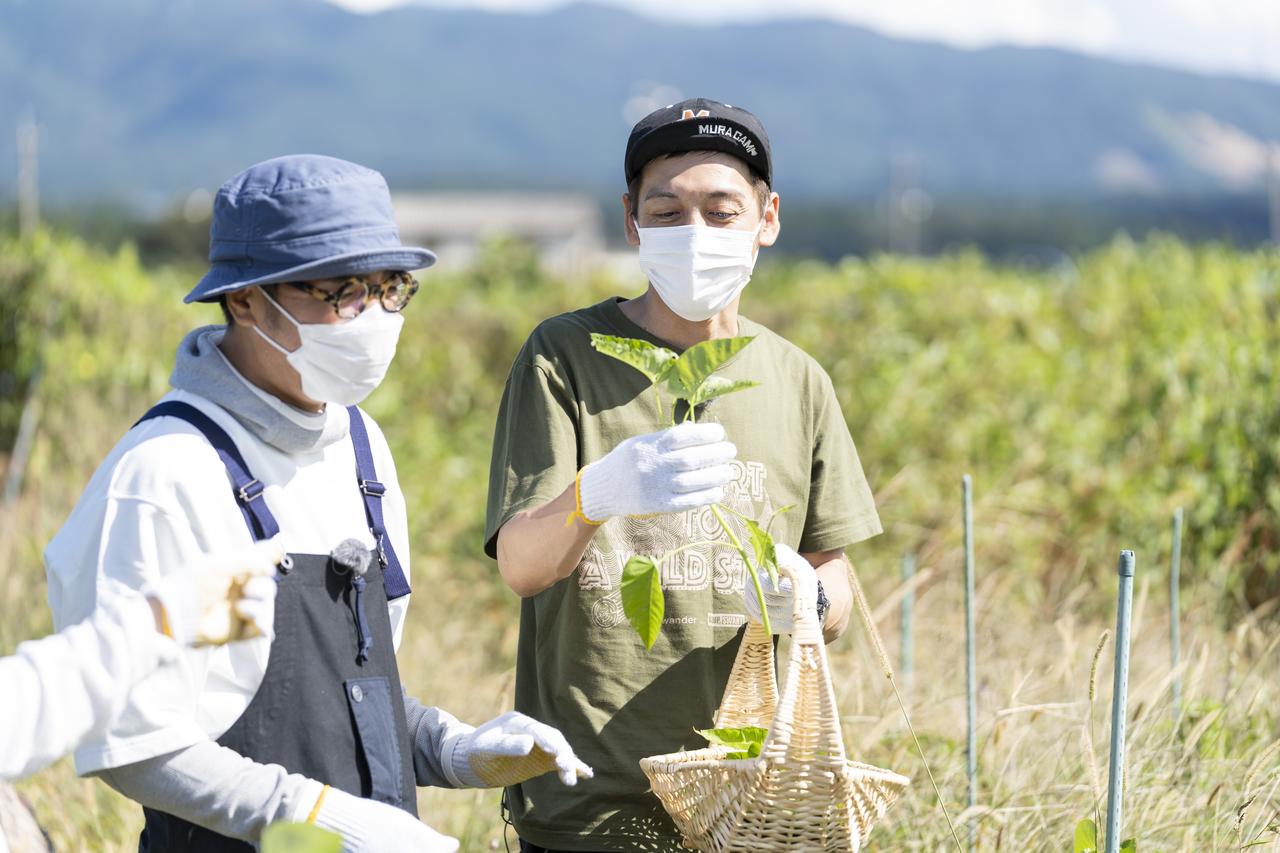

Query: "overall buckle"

xmin=236 ymin=479 xmax=265 ymax=503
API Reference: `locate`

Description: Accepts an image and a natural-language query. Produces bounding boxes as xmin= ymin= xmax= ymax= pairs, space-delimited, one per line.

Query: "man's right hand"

xmin=311 ymin=786 xmax=459 ymax=852
xmin=577 ymin=422 xmax=737 ymax=522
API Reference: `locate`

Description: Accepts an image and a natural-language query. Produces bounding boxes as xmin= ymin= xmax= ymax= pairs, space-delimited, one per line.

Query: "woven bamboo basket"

xmin=640 ymin=564 xmax=909 ymax=851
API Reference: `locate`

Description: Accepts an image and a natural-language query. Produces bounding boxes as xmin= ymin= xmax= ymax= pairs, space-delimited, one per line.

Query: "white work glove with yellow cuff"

xmin=575 ymin=421 xmax=737 ymax=524
xmin=743 ymin=544 xmax=821 ymax=634
xmin=309 ymin=785 xmax=459 ymax=852
xmin=439 ymin=711 xmax=594 ymax=788
xmin=144 ymin=539 xmax=283 ymax=646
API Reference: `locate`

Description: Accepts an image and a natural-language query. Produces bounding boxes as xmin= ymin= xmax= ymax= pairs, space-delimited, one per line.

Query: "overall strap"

xmin=345 ymin=406 xmax=410 ymax=599
xmin=134 ymin=401 xmax=280 ymax=542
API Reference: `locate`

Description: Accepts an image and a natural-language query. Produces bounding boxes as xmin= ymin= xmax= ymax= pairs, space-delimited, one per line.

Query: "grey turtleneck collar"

xmin=170 ymin=326 xmax=350 ymax=454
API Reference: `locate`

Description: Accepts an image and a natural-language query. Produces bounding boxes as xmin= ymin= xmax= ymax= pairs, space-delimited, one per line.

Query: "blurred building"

xmin=391 ymin=192 xmax=605 ymax=274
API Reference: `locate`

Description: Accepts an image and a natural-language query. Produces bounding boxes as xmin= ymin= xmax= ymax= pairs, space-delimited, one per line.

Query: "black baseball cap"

xmin=624 ymin=97 xmax=772 ymax=187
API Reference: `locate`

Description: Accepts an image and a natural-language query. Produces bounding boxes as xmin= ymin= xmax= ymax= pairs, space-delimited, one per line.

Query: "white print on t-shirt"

xmin=577 ymin=460 xmax=774 ymax=630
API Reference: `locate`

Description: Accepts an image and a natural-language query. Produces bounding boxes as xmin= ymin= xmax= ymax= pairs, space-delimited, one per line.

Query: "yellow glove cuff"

xmin=564 ymin=469 xmax=604 ymax=529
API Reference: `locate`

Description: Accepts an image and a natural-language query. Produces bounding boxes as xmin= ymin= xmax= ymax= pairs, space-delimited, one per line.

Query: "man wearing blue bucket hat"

xmin=44 ymin=155 xmax=591 ymax=852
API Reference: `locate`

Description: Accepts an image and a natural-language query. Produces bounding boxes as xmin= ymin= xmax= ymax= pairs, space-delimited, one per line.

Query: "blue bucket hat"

xmin=185 ymin=154 xmax=436 ymax=303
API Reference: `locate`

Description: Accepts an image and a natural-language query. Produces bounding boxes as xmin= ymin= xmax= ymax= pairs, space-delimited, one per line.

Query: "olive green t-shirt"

xmin=484 ymin=297 xmax=881 ymax=852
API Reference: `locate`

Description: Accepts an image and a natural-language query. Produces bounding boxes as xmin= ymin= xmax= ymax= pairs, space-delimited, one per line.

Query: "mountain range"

xmin=2 ymin=0 xmax=1279 ymax=205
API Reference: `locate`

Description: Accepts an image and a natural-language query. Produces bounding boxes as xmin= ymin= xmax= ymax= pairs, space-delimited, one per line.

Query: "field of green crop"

xmin=1 ymin=232 xmax=1278 ymax=850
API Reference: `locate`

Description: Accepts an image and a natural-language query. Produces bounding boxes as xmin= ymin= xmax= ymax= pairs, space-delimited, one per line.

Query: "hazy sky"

xmin=326 ymin=0 xmax=1280 ymax=83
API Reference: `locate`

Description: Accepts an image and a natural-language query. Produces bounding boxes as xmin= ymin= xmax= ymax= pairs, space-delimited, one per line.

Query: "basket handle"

xmin=713 ymin=619 xmax=778 ymax=729
xmin=758 ymin=561 xmax=848 ymax=766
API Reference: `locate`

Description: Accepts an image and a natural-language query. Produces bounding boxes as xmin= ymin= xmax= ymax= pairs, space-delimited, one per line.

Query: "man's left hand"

xmin=743 ymin=544 xmax=818 ymax=634
xmin=442 ymin=712 xmax=594 ymax=788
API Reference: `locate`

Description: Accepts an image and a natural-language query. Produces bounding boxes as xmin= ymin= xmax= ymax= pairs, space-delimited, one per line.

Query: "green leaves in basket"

xmin=621 ymin=555 xmax=664 ymax=650
xmin=261 ymin=823 xmax=343 ymax=853
xmin=695 ymin=726 xmax=768 ymax=759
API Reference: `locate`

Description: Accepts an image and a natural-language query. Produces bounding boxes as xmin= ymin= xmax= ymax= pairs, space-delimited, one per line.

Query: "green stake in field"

xmin=963 ymin=474 xmax=977 ymax=848
xmin=1169 ymin=508 xmax=1183 ymax=724
xmin=901 ymin=552 xmax=916 ymax=688
xmin=1106 ymin=550 xmax=1137 ymax=853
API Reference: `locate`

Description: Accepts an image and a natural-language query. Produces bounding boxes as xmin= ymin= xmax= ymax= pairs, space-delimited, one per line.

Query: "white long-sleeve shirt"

xmin=43 ymin=388 xmax=412 ymax=773
xmin=0 ymin=592 xmax=174 ymax=781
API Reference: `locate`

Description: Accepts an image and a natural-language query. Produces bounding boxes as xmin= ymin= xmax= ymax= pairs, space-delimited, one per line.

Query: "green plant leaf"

xmin=687 ymin=375 xmax=759 ymax=408
xmin=661 ymin=336 xmax=755 ymax=401
xmin=1073 ymin=818 xmax=1098 ymax=853
xmin=1119 ymin=840 xmax=1137 ymax=853
xmin=696 ymin=726 xmax=768 ymax=758
xmin=590 ymin=334 xmax=678 ymax=384
xmin=261 ymin=823 xmax=343 ymax=853
xmin=745 ymin=518 xmax=780 ymax=586
xmin=620 ymin=555 xmax=664 ymax=649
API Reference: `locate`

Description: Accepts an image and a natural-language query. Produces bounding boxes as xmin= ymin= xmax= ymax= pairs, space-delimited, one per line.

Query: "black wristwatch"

xmin=815 ymin=579 xmax=830 ymax=624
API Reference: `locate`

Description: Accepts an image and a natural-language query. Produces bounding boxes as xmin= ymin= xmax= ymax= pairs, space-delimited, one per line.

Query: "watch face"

xmin=815 ymin=579 xmax=830 ymax=623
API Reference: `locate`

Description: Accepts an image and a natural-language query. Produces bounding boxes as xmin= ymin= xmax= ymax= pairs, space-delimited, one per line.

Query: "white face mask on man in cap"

xmin=253 ymin=290 xmax=404 ymax=406
xmin=634 ymin=218 xmax=766 ymax=322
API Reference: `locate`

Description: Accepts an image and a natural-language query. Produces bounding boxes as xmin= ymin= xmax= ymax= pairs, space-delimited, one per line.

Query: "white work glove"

xmin=145 ymin=539 xmax=283 ymax=646
xmin=311 ymin=786 xmax=459 ymax=853
xmin=441 ymin=711 xmax=594 ymax=788
xmin=743 ymin=544 xmax=818 ymax=634
xmin=578 ymin=421 xmax=737 ymax=522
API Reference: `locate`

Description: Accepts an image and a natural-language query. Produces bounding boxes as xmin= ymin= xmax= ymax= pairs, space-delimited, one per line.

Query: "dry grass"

xmin=6 ymin=481 xmax=1278 ymax=851
xmin=838 ymin=538 xmax=1280 ymax=851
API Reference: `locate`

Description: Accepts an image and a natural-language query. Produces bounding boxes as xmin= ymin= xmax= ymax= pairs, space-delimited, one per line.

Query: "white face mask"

xmin=253 ymin=290 xmax=404 ymax=406
xmin=635 ymin=221 xmax=764 ymax=322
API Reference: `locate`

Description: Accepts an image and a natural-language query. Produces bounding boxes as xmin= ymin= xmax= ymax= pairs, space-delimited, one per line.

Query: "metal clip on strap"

xmin=134 ymin=401 xmax=281 ymax=542
xmin=237 ymin=479 xmax=265 ymax=503
xmin=346 ymin=406 xmax=410 ymax=600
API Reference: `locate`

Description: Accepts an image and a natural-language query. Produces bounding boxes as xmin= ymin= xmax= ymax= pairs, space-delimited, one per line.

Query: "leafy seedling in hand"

xmin=590 ymin=333 xmax=757 ymax=425
xmin=590 ymin=333 xmax=779 ymax=640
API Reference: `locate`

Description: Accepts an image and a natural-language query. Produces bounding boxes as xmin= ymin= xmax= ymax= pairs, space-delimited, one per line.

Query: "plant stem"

xmin=714 ymin=503 xmax=754 ymax=523
xmin=889 ymin=684 xmax=965 ymax=853
xmin=710 ymin=504 xmax=772 ymax=636
xmin=653 ymin=386 xmax=665 ymax=425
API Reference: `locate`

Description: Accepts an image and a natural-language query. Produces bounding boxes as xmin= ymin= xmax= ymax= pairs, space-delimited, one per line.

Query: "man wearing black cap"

xmin=44 ymin=155 xmax=590 ymax=852
xmin=486 ymin=100 xmax=882 ymax=851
